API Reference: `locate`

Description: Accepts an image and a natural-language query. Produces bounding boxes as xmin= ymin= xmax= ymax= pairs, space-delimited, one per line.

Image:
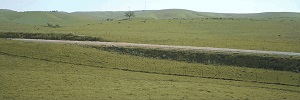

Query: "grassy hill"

xmin=1 ymin=9 xmax=300 ymax=99
xmin=0 ymin=9 xmax=16 ymax=13
xmin=0 ymin=9 xmax=300 ymax=52
xmin=1 ymin=9 xmax=300 ymax=25
xmin=70 ymin=9 xmax=300 ymax=20
xmin=223 ymin=12 xmax=300 ymax=19
xmin=0 ymin=10 xmax=93 ymax=25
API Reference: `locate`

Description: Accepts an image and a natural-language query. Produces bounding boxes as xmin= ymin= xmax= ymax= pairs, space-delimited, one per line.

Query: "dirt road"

xmin=12 ymin=39 xmax=300 ymax=57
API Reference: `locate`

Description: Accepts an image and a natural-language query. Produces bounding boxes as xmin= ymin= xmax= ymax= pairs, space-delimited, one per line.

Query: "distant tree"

xmin=124 ymin=11 xmax=135 ymax=19
xmin=50 ymin=10 xmax=58 ymax=12
xmin=106 ymin=18 xmax=113 ymax=21
xmin=47 ymin=23 xmax=53 ymax=27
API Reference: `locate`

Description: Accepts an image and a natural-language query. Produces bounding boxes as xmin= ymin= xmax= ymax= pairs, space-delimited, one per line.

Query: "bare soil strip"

xmin=12 ymin=39 xmax=300 ymax=56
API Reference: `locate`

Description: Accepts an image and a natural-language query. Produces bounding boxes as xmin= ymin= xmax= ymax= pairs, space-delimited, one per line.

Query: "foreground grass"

xmin=0 ymin=39 xmax=299 ymax=85
xmin=2 ymin=54 xmax=300 ymax=100
xmin=1 ymin=39 xmax=300 ymax=99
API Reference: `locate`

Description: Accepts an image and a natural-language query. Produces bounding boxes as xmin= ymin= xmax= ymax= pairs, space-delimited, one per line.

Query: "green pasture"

xmin=1 ymin=15 xmax=300 ymax=52
xmin=1 ymin=39 xmax=300 ymax=99
xmin=1 ymin=9 xmax=300 ymax=99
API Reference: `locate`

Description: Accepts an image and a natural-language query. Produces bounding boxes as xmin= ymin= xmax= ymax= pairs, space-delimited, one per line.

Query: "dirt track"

xmin=12 ymin=39 xmax=300 ymax=56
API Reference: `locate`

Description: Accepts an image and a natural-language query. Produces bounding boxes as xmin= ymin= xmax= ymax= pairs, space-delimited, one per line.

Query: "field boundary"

xmin=11 ymin=39 xmax=300 ymax=56
xmin=12 ymin=39 xmax=300 ymax=72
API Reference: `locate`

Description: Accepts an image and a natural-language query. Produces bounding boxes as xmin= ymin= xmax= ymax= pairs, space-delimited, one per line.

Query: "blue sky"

xmin=0 ymin=0 xmax=299 ymax=13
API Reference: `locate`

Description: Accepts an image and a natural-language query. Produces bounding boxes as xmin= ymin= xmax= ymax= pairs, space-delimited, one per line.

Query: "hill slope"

xmin=0 ymin=10 xmax=93 ymax=25
xmin=71 ymin=9 xmax=300 ymax=19
xmin=0 ymin=9 xmax=300 ymax=25
xmin=71 ymin=9 xmax=222 ymax=19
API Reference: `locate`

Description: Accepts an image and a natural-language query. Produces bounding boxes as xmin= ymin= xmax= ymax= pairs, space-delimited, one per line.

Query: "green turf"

xmin=1 ymin=9 xmax=300 ymax=99
xmin=1 ymin=9 xmax=300 ymax=52
xmin=0 ymin=39 xmax=300 ymax=99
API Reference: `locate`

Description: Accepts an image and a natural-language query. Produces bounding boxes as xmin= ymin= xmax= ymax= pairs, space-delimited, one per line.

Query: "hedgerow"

xmin=95 ymin=46 xmax=300 ymax=72
xmin=0 ymin=32 xmax=110 ymax=42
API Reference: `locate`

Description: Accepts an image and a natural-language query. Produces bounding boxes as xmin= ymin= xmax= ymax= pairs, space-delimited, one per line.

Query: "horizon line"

xmin=1 ymin=8 xmax=300 ymax=14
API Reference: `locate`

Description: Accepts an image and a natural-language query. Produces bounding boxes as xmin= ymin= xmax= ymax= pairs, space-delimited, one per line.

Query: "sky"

xmin=0 ymin=0 xmax=299 ymax=13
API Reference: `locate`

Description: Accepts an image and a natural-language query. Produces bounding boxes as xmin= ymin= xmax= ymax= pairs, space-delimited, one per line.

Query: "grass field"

xmin=1 ymin=10 xmax=300 ymax=52
xmin=1 ymin=9 xmax=300 ymax=99
xmin=1 ymin=39 xmax=300 ymax=99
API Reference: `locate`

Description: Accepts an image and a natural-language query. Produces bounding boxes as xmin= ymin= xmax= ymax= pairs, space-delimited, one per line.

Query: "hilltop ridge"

xmin=0 ymin=9 xmax=299 ymax=25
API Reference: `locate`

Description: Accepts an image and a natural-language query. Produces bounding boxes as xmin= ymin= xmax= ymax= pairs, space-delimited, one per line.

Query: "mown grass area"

xmin=1 ymin=9 xmax=300 ymax=99
xmin=1 ymin=18 xmax=300 ymax=52
xmin=2 ymin=54 xmax=300 ymax=100
xmin=1 ymin=39 xmax=300 ymax=99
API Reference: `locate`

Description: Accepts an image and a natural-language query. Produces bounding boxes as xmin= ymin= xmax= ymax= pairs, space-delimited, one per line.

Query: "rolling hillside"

xmin=0 ymin=10 xmax=93 ymax=25
xmin=1 ymin=9 xmax=300 ymax=25
xmin=71 ymin=9 xmax=223 ymax=19
xmin=68 ymin=9 xmax=300 ymax=20
xmin=1 ymin=9 xmax=300 ymax=53
xmin=1 ymin=8 xmax=300 ymax=99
